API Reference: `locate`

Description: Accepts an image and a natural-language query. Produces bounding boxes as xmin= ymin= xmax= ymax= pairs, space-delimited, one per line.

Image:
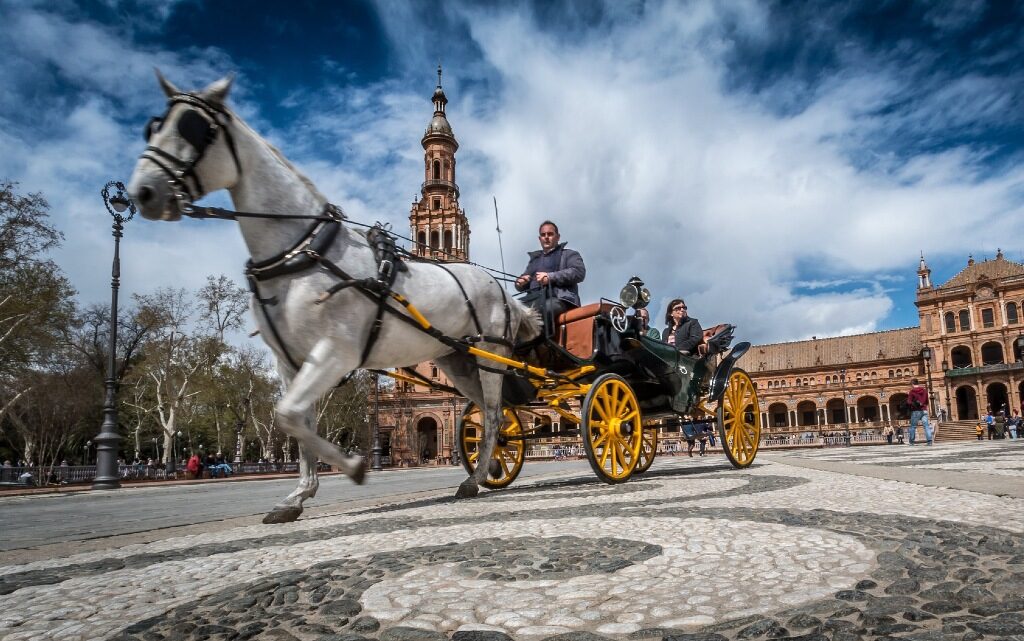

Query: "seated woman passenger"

xmin=663 ymin=298 xmax=703 ymax=355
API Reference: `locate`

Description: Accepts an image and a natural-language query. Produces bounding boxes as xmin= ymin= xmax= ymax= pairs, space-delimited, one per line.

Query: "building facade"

xmin=738 ymin=252 xmax=1024 ymax=432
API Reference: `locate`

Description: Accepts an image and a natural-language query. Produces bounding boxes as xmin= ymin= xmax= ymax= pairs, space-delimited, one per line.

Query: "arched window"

xmin=856 ymin=373 xmax=862 ymax=382
xmin=443 ymin=229 xmax=453 ymax=250
xmin=432 ymin=160 xmax=441 ymax=180
xmin=417 ymin=231 xmax=426 ymax=249
xmin=981 ymin=307 xmax=995 ymax=328
xmin=870 ymin=372 xmax=877 ymax=380
xmin=888 ymin=369 xmax=894 ymax=378
xmin=429 ymin=230 xmax=440 ymax=249
xmin=904 ymin=368 xmax=912 ymax=377
xmin=944 ymin=312 xmax=956 ymax=333
xmin=950 ymin=345 xmax=973 ymax=368
xmin=896 ymin=370 xmax=903 ymax=378
xmin=432 ymin=197 xmax=441 ymax=210
xmin=1008 ymin=303 xmax=1019 ymax=325
xmin=431 ymin=366 xmax=438 ymax=379
xmin=959 ymin=309 xmax=971 ymax=331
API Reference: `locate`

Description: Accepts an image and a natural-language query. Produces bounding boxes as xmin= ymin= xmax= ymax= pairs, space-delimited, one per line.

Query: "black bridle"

xmin=141 ymin=92 xmax=242 ymax=215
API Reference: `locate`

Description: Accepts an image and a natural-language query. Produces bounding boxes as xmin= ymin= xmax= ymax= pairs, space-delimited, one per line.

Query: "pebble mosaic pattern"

xmin=1 ymin=450 xmax=1022 ymax=641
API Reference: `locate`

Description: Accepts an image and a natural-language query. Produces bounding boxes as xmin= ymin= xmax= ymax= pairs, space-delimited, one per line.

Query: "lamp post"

xmin=451 ymin=395 xmax=460 ymax=466
xmin=84 ymin=440 xmax=91 ymax=465
xmin=370 ymin=372 xmax=383 ymax=471
xmin=228 ymin=398 xmax=248 ymax=465
xmin=941 ymin=360 xmax=952 ymax=420
xmin=92 ymin=181 xmax=135 ymax=490
xmin=170 ymin=430 xmax=181 ymax=478
xmin=839 ymin=368 xmax=851 ymax=446
xmin=921 ymin=347 xmax=936 ymax=418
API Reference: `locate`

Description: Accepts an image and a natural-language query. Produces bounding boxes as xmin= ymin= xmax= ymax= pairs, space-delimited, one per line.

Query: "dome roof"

xmin=433 ymin=86 xmax=447 ymax=103
xmin=427 ymin=113 xmax=453 ymax=135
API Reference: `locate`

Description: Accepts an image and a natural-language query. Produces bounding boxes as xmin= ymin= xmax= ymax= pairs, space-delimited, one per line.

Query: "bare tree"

xmin=197 ymin=274 xmax=249 ymax=343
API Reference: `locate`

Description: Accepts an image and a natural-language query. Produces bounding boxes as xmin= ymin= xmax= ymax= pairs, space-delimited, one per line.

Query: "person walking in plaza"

xmin=993 ymin=411 xmax=1007 ymax=439
xmin=985 ymin=411 xmax=995 ymax=440
xmin=514 ymin=221 xmax=586 ymax=326
xmin=907 ymin=379 xmax=933 ymax=446
xmin=663 ymin=299 xmax=703 ymax=355
xmin=1010 ymin=410 xmax=1021 ymax=439
xmin=975 ymin=421 xmax=984 ymax=440
xmin=884 ymin=424 xmax=894 ymax=444
xmin=186 ymin=452 xmax=202 ymax=479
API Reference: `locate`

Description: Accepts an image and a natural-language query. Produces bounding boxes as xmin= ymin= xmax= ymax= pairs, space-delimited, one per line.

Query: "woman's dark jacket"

xmin=664 ymin=317 xmax=703 ymax=354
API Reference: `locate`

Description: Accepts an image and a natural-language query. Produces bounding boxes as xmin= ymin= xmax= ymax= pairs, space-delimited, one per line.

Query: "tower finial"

xmin=437 ymin=63 xmax=442 ymax=88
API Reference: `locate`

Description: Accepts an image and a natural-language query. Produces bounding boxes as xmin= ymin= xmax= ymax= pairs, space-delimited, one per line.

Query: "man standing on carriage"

xmin=515 ymin=220 xmax=586 ymax=324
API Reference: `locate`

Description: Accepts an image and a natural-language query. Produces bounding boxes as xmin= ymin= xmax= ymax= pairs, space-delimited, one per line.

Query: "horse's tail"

xmin=509 ymin=297 xmax=542 ymax=344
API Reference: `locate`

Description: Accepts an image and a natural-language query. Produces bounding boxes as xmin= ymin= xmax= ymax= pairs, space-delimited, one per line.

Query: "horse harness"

xmin=183 ymin=203 xmax=514 ymax=377
xmin=143 ymin=93 xmax=517 ymax=379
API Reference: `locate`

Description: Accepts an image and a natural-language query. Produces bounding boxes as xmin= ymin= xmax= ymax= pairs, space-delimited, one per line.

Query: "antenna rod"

xmin=493 ymin=196 xmax=507 ymax=291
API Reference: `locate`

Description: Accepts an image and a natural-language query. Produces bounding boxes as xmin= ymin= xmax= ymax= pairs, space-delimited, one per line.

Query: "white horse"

xmin=127 ymin=72 xmax=539 ymax=523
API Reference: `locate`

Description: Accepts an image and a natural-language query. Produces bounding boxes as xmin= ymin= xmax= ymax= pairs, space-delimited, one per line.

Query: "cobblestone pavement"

xmin=2 ymin=445 xmax=1023 ymax=641
xmin=778 ymin=438 xmax=1024 ymax=477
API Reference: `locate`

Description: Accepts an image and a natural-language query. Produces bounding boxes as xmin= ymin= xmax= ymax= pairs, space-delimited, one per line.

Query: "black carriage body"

xmin=520 ymin=299 xmax=730 ymax=418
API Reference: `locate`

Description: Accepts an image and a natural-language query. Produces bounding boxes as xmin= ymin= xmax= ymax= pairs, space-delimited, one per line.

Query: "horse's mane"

xmin=229 ymin=108 xmax=327 ymax=202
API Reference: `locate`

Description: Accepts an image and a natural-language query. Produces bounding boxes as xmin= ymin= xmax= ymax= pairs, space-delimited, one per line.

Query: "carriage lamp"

xmin=619 ymin=276 xmax=651 ymax=309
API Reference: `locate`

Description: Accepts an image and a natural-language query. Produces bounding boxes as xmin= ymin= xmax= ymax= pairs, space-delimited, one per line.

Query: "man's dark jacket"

xmin=664 ymin=317 xmax=703 ymax=354
xmin=516 ymin=242 xmax=586 ymax=307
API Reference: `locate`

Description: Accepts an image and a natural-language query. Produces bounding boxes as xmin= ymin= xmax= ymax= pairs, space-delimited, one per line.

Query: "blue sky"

xmin=1 ymin=0 xmax=1022 ymax=345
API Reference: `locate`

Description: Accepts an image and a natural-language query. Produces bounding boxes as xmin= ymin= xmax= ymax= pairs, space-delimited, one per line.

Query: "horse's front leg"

xmin=263 ymin=347 xmax=366 ymax=524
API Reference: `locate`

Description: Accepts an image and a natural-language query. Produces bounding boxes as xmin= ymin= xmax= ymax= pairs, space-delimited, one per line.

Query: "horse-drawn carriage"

xmin=442 ymin=278 xmax=761 ymax=488
xmin=128 ymin=73 xmax=760 ymax=522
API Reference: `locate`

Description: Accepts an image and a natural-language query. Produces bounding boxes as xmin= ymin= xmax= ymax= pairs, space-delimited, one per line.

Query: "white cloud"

xmin=1 ymin=0 xmax=1022 ymax=350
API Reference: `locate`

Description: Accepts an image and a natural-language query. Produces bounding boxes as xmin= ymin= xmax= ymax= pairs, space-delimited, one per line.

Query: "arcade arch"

xmin=796 ymin=401 xmax=817 ymax=426
xmin=955 ymin=385 xmax=978 ymax=420
xmin=950 ymin=345 xmax=973 ymax=368
xmin=986 ymin=382 xmax=1008 ymax=415
xmin=981 ymin=341 xmax=1005 ymax=365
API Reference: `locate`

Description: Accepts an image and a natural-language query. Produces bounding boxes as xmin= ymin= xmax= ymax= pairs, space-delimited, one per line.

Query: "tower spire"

xmin=917 ymin=251 xmax=932 ymax=290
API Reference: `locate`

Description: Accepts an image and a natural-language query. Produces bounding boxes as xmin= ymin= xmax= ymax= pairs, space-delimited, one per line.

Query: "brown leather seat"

xmin=696 ymin=323 xmax=730 ymax=357
xmin=557 ymin=302 xmax=615 ymax=359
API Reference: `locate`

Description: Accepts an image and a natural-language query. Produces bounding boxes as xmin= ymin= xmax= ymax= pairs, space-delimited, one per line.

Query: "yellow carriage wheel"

xmin=633 ymin=428 xmax=658 ymax=475
xmin=457 ymin=402 xmax=525 ymax=489
xmin=716 ymin=368 xmax=760 ymax=468
xmin=581 ymin=374 xmax=643 ymax=484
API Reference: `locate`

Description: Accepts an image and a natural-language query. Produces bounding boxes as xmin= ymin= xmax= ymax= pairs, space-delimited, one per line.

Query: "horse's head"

xmin=128 ymin=70 xmax=239 ymax=221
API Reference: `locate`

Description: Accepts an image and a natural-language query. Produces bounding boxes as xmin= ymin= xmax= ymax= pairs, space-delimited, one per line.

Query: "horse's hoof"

xmin=487 ymin=459 xmax=502 ymax=479
xmin=455 ymin=480 xmax=479 ymax=499
xmin=262 ymin=506 xmax=302 ymax=524
xmin=349 ymin=457 xmax=366 ymax=485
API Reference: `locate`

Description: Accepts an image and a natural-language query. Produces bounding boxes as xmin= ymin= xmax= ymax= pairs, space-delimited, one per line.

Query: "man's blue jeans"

xmin=908 ymin=411 xmax=933 ymax=444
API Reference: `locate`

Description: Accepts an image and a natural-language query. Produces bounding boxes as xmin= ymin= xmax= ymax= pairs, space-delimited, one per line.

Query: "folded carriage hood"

xmin=708 ymin=342 xmax=751 ymax=402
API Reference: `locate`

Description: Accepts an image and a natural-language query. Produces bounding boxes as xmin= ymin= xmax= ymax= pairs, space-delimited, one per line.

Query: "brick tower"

xmin=409 ymin=65 xmax=470 ymax=260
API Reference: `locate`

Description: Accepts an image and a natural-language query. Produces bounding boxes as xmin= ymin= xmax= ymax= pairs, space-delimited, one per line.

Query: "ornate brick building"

xmin=373 ymin=68 xmax=470 ymax=467
xmin=738 ymin=252 xmax=1024 ymax=432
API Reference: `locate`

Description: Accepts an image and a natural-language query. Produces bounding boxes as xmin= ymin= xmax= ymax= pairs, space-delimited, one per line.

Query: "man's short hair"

xmin=911 ymin=378 xmax=919 ymax=385
xmin=539 ymin=220 xmax=559 ymax=234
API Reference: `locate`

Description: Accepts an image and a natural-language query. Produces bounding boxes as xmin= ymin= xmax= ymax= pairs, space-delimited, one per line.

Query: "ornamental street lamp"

xmin=371 ymin=372 xmax=383 ymax=471
xmin=921 ymin=347 xmax=936 ymax=418
xmin=84 ymin=440 xmax=92 ymax=465
xmin=92 ymin=181 xmax=135 ymax=490
xmin=451 ymin=395 xmax=461 ymax=466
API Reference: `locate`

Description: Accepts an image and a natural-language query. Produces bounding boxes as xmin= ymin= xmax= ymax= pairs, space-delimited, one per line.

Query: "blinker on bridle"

xmin=140 ymin=93 xmax=241 ymax=215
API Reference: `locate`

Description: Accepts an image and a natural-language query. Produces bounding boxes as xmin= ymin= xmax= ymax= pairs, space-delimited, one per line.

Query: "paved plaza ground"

xmin=1 ymin=441 xmax=1023 ymax=641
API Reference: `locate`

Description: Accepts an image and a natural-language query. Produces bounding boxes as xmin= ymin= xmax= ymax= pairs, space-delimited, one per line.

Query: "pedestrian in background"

xmin=994 ymin=412 xmax=1007 ymax=439
xmin=884 ymin=425 xmax=894 ymax=444
xmin=907 ymin=379 xmax=933 ymax=446
xmin=985 ymin=411 xmax=995 ymax=439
